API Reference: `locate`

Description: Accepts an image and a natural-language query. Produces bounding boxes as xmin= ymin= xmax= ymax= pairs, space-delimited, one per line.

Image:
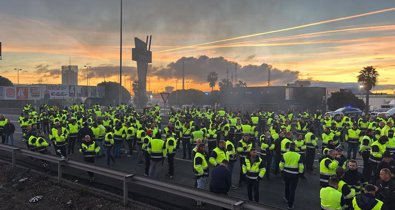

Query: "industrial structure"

xmin=132 ymin=35 xmax=152 ymax=108
xmin=61 ymin=65 xmax=78 ymax=86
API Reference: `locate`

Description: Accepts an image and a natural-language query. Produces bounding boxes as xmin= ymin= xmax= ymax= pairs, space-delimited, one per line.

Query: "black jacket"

xmin=377 ymin=160 xmax=395 ymax=178
xmin=343 ymin=169 xmax=365 ymax=193
xmin=4 ymin=123 xmax=15 ymax=135
xmin=376 ymin=179 xmax=395 ymax=210
xmin=209 ymin=164 xmax=231 ymax=194
xmin=353 ymin=193 xmax=381 ymax=210
xmin=78 ymin=126 xmax=94 ymax=141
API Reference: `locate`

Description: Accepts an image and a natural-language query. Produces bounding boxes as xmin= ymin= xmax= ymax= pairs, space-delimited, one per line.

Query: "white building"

xmin=61 ymin=65 xmax=78 ymax=86
xmin=356 ymin=94 xmax=395 ymax=110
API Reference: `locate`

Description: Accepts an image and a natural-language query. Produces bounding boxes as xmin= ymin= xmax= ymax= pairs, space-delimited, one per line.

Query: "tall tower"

xmin=61 ymin=65 xmax=78 ymax=86
xmin=132 ymin=35 xmax=152 ymax=108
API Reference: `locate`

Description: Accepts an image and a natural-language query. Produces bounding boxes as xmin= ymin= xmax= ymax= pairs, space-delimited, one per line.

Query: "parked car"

xmin=370 ymin=108 xmax=390 ymax=117
xmin=374 ymin=107 xmax=395 ymax=118
xmin=325 ymin=107 xmax=363 ymax=117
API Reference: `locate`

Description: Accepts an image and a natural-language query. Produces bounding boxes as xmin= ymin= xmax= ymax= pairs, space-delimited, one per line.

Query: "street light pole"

xmin=84 ymin=65 xmax=91 ymax=86
xmin=119 ymin=0 xmax=123 ymax=105
xmin=14 ymin=68 xmax=22 ymax=85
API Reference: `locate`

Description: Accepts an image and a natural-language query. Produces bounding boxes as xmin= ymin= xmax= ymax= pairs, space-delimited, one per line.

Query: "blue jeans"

xmin=6 ymin=134 xmax=14 ymax=146
xmin=196 ymin=176 xmax=207 ymax=205
xmin=114 ymin=141 xmax=122 ymax=158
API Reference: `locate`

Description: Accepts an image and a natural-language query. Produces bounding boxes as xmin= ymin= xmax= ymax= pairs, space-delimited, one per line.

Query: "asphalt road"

xmin=2 ymin=114 xmax=321 ymax=210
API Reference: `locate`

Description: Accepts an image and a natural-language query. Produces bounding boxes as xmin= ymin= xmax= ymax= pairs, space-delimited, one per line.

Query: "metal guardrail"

xmin=0 ymin=144 xmax=278 ymax=210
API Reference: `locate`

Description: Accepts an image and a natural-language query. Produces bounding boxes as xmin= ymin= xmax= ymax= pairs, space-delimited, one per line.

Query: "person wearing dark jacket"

xmin=4 ymin=119 xmax=15 ymax=146
xmin=272 ymin=131 xmax=284 ymax=176
xmin=343 ymin=159 xmax=367 ymax=195
xmin=376 ymin=151 xmax=395 ymax=180
xmin=352 ymin=184 xmax=383 ymax=210
xmin=78 ymin=122 xmax=94 ymax=143
xmin=376 ymin=168 xmax=395 ymax=210
xmin=210 ymin=160 xmax=231 ymax=195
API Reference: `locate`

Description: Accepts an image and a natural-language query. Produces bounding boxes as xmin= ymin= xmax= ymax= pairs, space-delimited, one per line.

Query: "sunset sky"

xmin=0 ymin=0 xmax=395 ymax=93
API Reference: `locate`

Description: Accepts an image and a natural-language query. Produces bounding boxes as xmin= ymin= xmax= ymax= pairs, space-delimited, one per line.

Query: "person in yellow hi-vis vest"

xmin=280 ymin=142 xmax=304 ymax=209
xmin=147 ymin=133 xmax=167 ymax=178
xmin=193 ymin=144 xmax=208 ymax=207
xmin=209 ymin=140 xmax=228 ymax=167
xmin=320 ymin=176 xmax=345 ymax=210
xmin=79 ymin=135 xmax=101 ymax=182
xmin=352 ymin=184 xmax=383 ymax=210
xmin=320 ymin=149 xmax=339 ymax=187
xmin=242 ymin=149 xmax=265 ymax=202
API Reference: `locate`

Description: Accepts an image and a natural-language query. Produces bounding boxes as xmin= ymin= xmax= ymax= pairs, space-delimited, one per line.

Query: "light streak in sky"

xmin=158 ymin=8 xmax=395 ymax=53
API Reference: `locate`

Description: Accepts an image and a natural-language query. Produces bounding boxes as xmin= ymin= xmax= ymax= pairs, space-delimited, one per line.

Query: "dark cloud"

xmin=34 ymin=64 xmax=61 ymax=79
xmin=88 ymin=65 xmax=137 ymax=81
xmin=238 ymin=64 xmax=299 ymax=85
xmin=151 ymin=55 xmax=299 ymax=85
xmin=244 ymin=55 xmax=256 ymax=61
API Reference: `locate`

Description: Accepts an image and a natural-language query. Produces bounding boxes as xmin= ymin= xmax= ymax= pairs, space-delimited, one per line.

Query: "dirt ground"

xmin=0 ymin=162 xmax=154 ymax=210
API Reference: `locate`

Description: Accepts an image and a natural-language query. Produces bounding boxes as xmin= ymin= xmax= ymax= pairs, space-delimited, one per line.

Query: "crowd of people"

xmin=1 ymin=103 xmax=394 ymax=209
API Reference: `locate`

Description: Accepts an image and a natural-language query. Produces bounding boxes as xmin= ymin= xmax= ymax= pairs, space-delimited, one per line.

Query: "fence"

xmin=0 ymin=144 xmax=277 ymax=210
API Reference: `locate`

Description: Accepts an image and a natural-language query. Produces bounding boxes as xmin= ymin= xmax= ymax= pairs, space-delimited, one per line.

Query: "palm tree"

xmin=207 ymin=72 xmax=218 ymax=92
xmin=357 ymin=66 xmax=379 ymax=114
xmin=235 ymin=80 xmax=247 ymax=88
xmin=218 ymin=78 xmax=233 ymax=92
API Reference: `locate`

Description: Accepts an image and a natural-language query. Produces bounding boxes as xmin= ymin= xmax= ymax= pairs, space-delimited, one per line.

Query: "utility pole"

xmin=182 ymin=60 xmax=185 ymax=90
xmin=234 ymin=63 xmax=237 ymax=84
xmin=0 ymin=42 xmax=2 ymax=60
xmin=84 ymin=65 xmax=91 ymax=86
xmin=14 ymin=68 xmax=22 ymax=85
xmin=119 ymin=0 xmax=123 ymax=104
xmin=267 ymin=67 xmax=271 ymax=86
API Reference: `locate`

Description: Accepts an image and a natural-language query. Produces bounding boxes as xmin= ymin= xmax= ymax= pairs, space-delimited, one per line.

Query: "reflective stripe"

xmin=84 ymin=155 xmax=96 ymax=157
xmin=284 ymin=169 xmax=299 ymax=174
xmin=369 ymin=157 xmax=381 ymax=163
xmin=150 ymin=152 xmax=163 ymax=159
xmin=56 ymin=142 xmax=66 ymax=147
xmin=246 ymin=175 xmax=259 ymax=179
xmin=321 ymin=172 xmax=334 ymax=176
xmin=348 ymin=138 xmax=359 ymax=144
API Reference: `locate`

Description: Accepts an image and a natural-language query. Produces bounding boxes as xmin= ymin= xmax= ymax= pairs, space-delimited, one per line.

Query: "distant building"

xmin=221 ymin=86 xmax=327 ymax=112
xmin=61 ymin=65 xmax=78 ymax=86
xmin=355 ymin=93 xmax=395 ymax=110
xmin=165 ymin=86 xmax=174 ymax=93
xmin=287 ymin=80 xmax=311 ymax=87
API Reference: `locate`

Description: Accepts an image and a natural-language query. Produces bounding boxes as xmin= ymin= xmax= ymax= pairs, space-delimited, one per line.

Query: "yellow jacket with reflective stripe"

xmin=147 ymin=138 xmax=166 ymax=159
xmin=209 ymin=147 xmax=228 ymax=166
xmin=80 ymin=141 xmax=100 ymax=157
xmin=320 ymin=186 xmax=342 ymax=210
xmin=279 ymin=151 xmax=304 ymax=174
xmin=194 ymin=152 xmax=208 ymax=177
xmin=242 ymin=157 xmax=266 ymax=179
xmin=166 ymin=136 xmax=177 ymax=154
